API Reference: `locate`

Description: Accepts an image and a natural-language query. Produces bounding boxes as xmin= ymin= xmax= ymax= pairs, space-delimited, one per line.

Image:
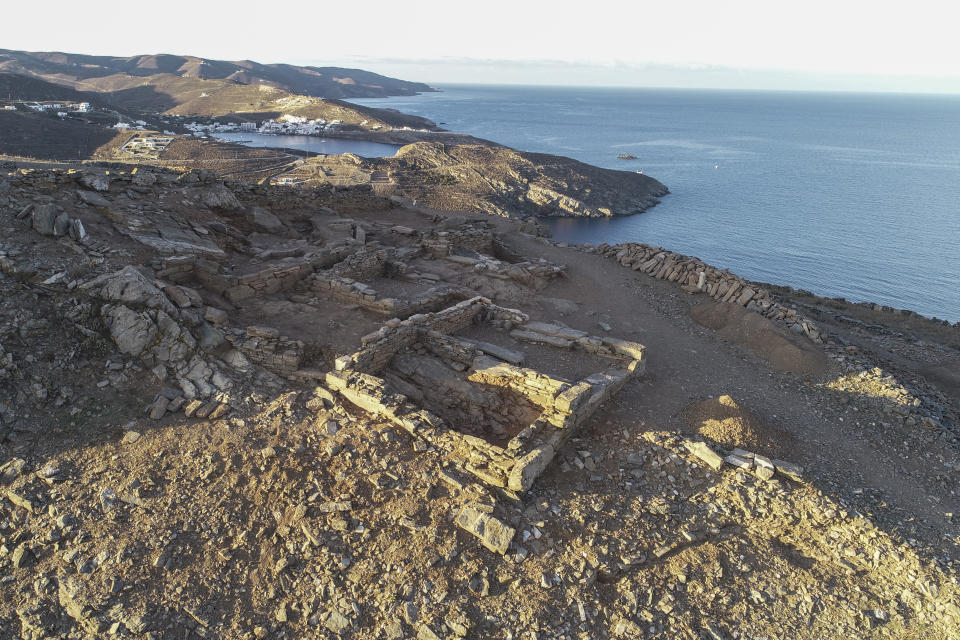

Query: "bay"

xmin=210 ymin=132 xmax=400 ymax=157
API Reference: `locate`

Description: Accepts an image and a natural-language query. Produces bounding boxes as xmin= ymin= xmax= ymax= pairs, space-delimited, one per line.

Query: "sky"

xmin=4 ymin=0 xmax=960 ymax=93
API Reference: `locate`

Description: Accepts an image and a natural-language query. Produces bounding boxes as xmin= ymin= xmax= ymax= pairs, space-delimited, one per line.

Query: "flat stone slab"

xmin=458 ymin=337 xmax=525 ymax=365
xmin=524 ymin=321 xmax=588 ymax=340
xmin=724 ymin=453 xmax=752 ymax=470
xmin=456 ymin=504 xmax=515 ymax=554
xmin=772 ymin=458 xmax=804 ymax=479
xmin=510 ymin=329 xmax=572 ymax=349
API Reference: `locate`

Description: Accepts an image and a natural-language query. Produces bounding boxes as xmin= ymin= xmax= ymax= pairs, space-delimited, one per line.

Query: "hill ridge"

xmin=0 ymin=48 xmax=435 ymax=99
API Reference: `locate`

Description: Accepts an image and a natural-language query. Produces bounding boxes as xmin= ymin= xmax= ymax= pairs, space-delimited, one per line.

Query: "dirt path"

xmin=501 ymin=231 xmax=960 ymax=551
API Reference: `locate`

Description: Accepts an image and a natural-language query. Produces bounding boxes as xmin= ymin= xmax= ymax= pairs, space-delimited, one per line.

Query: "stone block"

xmin=510 ymin=329 xmax=572 ymax=348
xmin=772 ymin=458 xmax=804 ymax=479
xmin=32 ymin=204 xmax=58 ymax=235
xmin=684 ymin=440 xmax=723 ymax=471
xmin=753 ymin=455 xmax=775 ymax=480
xmin=183 ymin=399 xmax=204 ymax=417
xmin=69 ymin=218 xmax=87 ymax=241
xmin=456 ymin=505 xmax=515 ymax=554
xmin=554 ymin=382 xmax=593 ymax=414
xmin=508 ymin=446 xmax=555 ymax=492
xmin=149 ymin=396 xmax=169 ymax=420
xmin=601 ymin=336 xmax=646 ymax=360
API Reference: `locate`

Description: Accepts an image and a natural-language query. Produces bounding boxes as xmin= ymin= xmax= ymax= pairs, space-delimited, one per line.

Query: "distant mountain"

xmin=0 ymin=49 xmax=435 ymax=99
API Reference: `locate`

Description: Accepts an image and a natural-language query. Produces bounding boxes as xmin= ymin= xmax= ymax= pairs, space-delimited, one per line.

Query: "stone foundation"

xmin=326 ymin=298 xmax=646 ymax=492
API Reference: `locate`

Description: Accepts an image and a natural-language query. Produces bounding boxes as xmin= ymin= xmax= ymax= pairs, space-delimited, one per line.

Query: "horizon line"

xmin=358 ymin=81 xmax=960 ymax=98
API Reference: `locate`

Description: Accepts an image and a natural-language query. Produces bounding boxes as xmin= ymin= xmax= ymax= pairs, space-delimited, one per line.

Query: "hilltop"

xmin=0 ymin=164 xmax=957 ymax=639
xmin=281 ymin=142 xmax=669 ymax=218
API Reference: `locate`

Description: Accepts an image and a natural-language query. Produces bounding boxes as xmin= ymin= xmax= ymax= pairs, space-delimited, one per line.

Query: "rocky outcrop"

xmin=78 ymin=172 xmax=109 ymax=192
xmin=198 ymin=184 xmax=241 ymax=211
xmin=368 ymin=142 xmax=668 ymax=219
xmin=82 ymin=265 xmax=177 ymax=316
xmin=72 ymin=266 xmax=242 ymax=415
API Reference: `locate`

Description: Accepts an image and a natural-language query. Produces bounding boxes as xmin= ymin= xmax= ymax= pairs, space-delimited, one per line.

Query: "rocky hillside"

xmin=0 ymin=163 xmax=957 ymax=639
xmin=0 ymin=49 xmax=435 ymax=99
xmin=0 ymin=73 xmax=103 ymax=106
xmin=162 ymin=85 xmax=438 ymax=131
xmin=0 ymin=111 xmax=126 ymax=161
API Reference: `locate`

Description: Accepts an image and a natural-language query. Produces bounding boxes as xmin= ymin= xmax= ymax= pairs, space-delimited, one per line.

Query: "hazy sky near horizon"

xmin=5 ymin=0 xmax=960 ymax=92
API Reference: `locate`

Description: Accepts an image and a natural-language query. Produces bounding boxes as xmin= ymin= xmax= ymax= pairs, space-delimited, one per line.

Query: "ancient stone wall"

xmin=421 ymin=227 xmax=496 ymax=257
xmin=600 ymin=243 xmax=824 ymax=343
xmin=327 ymin=297 xmax=646 ymax=492
xmin=311 ymin=273 xmax=471 ymax=318
xmin=226 ymin=326 xmax=303 ymax=376
xmin=156 ymin=255 xmax=313 ymax=303
xmin=330 ymin=246 xmax=406 ymax=281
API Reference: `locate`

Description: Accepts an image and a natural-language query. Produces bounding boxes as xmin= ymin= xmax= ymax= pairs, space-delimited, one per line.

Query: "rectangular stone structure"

xmin=325 ymin=297 xmax=647 ymax=493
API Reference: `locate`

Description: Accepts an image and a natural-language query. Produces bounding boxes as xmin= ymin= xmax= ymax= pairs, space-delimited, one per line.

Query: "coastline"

xmin=4 ymin=50 xmax=960 ymax=640
xmin=344 ymin=86 xmax=960 ymax=324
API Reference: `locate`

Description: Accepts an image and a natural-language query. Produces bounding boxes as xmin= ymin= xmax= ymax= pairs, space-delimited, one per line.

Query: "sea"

xmin=210 ymin=132 xmax=400 ymax=157
xmin=349 ymin=85 xmax=960 ymax=323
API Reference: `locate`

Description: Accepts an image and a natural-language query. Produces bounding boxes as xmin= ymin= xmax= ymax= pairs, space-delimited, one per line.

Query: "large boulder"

xmin=53 ymin=212 xmax=71 ymax=237
xmin=82 ymin=266 xmax=176 ymax=316
xmin=79 ymin=172 xmax=110 ymax=192
xmin=102 ymin=305 xmax=157 ymax=357
xmin=199 ymin=184 xmax=241 ymax=210
xmin=248 ymin=206 xmax=286 ymax=233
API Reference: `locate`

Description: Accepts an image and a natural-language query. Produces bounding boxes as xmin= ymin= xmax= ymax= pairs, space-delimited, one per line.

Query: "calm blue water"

xmin=351 ymin=85 xmax=960 ymax=322
xmin=211 ymin=132 xmax=400 ymax=157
